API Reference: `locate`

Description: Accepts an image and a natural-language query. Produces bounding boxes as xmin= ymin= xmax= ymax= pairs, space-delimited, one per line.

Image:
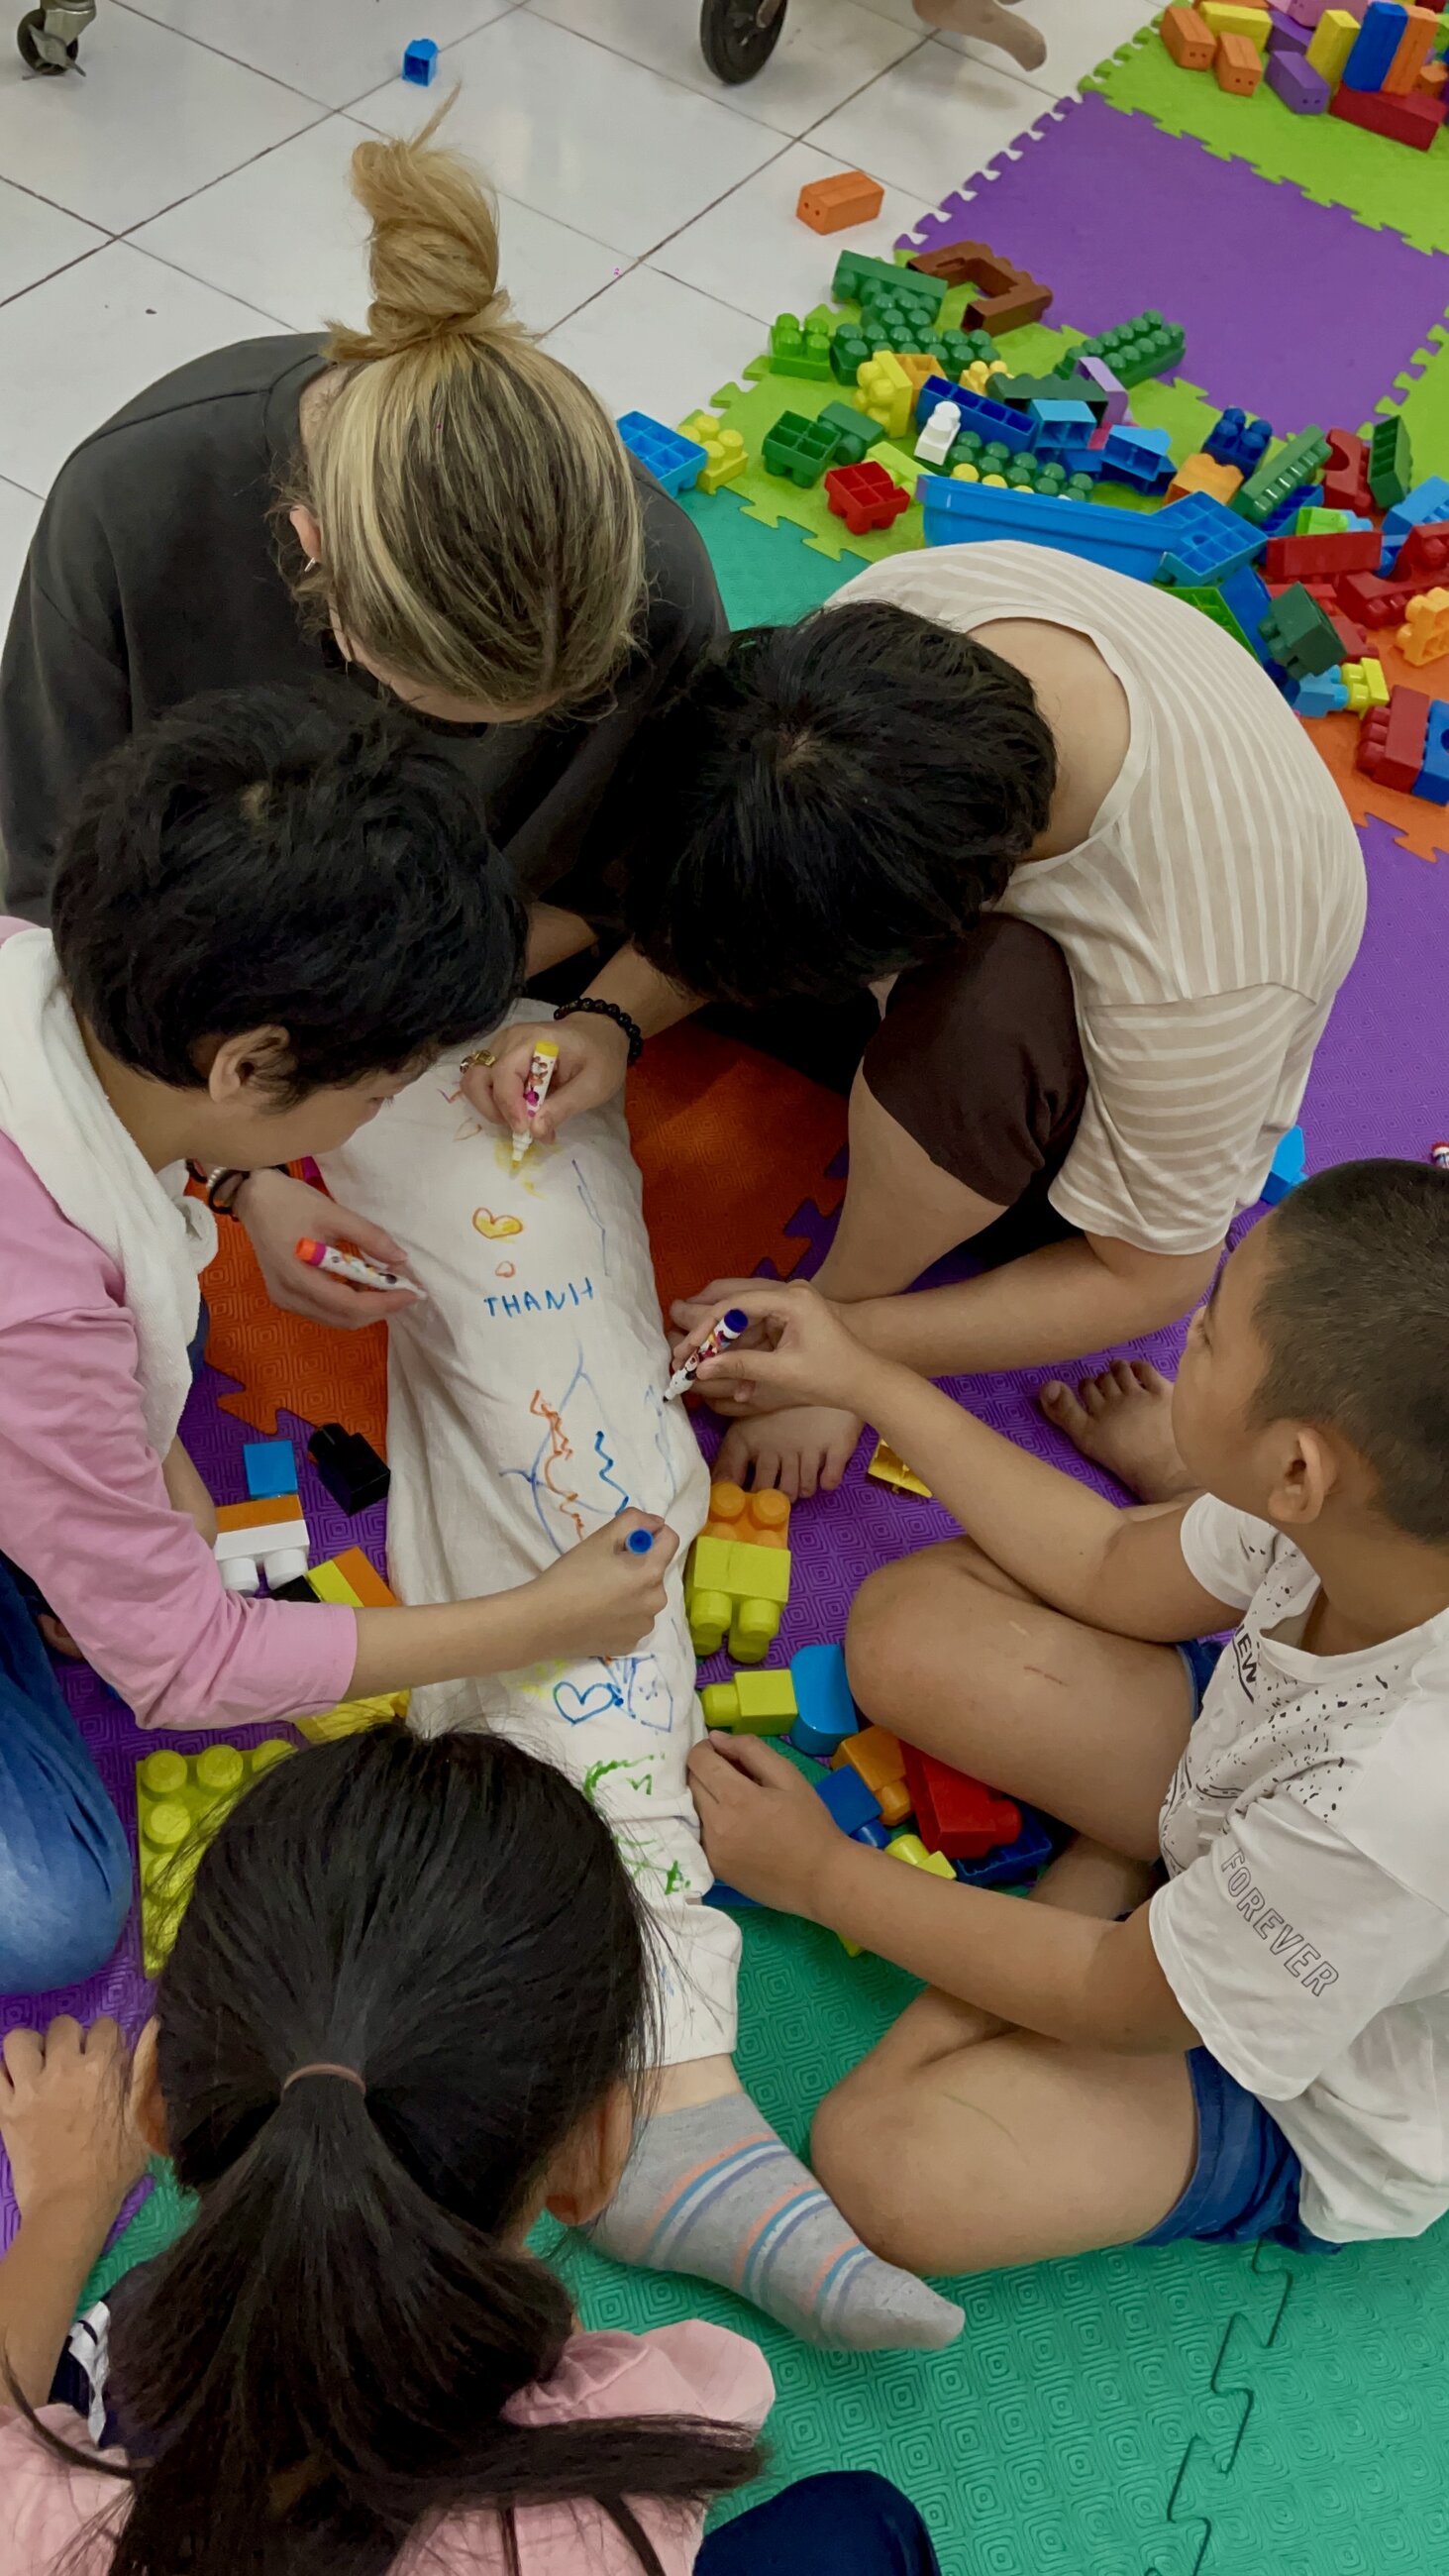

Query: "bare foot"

xmin=913 ymin=0 xmax=1048 ymax=72
xmin=1038 ymin=1360 xmax=1198 ymax=1504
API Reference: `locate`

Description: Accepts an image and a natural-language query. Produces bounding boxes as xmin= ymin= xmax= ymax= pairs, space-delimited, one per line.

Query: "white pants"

xmin=321 ymin=1011 xmax=740 ymax=2065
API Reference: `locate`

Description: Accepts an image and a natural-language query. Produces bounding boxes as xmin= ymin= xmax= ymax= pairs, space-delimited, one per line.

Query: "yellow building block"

xmin=135 ymin=1739 xmax=294 ymax=1976
xmin=855 ymin=352 xmax=912 ymax=441
xmin=1306 ymin=6 xmax=1357 ymax=80
xmin=867 ymin=1439 xmax=933 ymax=1499
xmin=1342 ymin=659 xmax=1390 ymax=714
xmin=684 ymin=1534 xmax=792 ymax=1664
xmin=287 ymin=1550 xmax=408 ymax=1739
xmin=295 ymin=1688 xmax=410 ymax=1746
xmin=960 ymin=358 xmax=1008 ymax=394
xmin=678 ymin=409 xmax=747 ymax=495
xmin=1168 ymin=451 xmax=1244 ymax=505
xmin=1397 ymin=590 xmax=1449 ymax=668
xmin=701 ymin=1670 xmax=798 ymax=1735
xmin=870 ymin=439 xmax=922 ymax=492
xmin=1199 ymin=0 xmax=1268 ymax=42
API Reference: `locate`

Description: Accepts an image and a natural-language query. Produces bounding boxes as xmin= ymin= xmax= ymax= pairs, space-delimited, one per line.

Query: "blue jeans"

xmin=0 ymin=1556 xmax=132 ymax=1994
xmin=699 ymin=2473 xmax=940 ymax=2574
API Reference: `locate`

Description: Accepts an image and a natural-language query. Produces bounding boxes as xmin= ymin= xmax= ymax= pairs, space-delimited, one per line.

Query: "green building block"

xmin=829 ymin=324 xmax=871 ymax=384
xmin=770 ymin=312 xmax=833 ymax=381
xmin=1162 ymin=581 xmax=1255 ymax=653
xmin=700 ymin=1670 xmax=798 ymax=1736
xmin=832 ymin=248 xmax=945 ymax=317
xmin=936 ymin=327 xmax=999 ymax=376
xmin=869 ymin=439 xmax=922 ymax=492
xmin=1257 ymin=584 xmax=1342 ymax=681
xmin=1234 ymin=426 xmax=1331 ymax=527
xmin=1368 ymin=416 xmax=1413 ymax=512
xmin=1053 ymin=310 xmax=1185 ymax=390
xmin=136 ymin=1739 xmax=296 ymax=1976
xmin=762 ymin=410 xmax=840 ymax=488
xmin=816 ymin=400 xmax=882 ymax=466
xmin=684 ymin=1535 xmax=792 ymax=1664
xmin=1296 ymin=505 xmax=1348 ymax=536
xmin=994 ymin=369 xmax=1107 ymax=419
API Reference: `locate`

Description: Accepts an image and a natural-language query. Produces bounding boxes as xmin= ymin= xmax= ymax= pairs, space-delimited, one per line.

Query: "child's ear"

xmin=1266 ymin=1425 xmax=1333 ymax=1527
xmin=542 ymin=2082 xmax=635 ymax=2228
xmin=130 ymin=2019 xmax=168 ymax=2160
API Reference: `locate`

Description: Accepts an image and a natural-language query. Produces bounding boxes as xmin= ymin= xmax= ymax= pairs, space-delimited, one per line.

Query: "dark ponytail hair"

xmin=42 ymin=1729 xmax=760 ymax=2574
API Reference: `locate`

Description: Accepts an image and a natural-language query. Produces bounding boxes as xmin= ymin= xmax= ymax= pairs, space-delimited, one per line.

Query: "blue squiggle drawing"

xmin=570 ymin=1158 xmax=609 ymax=1276
xmin=553 ymin=1655 xmax=675 ymax=1735
xmin=498 ymin=1341 xmax=625 ymax=1557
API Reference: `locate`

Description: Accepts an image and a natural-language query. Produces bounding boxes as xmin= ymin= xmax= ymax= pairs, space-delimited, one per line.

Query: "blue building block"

xmin=1384 ymin=476 xmax=1449 ymax=563
xmin=953 ymin=1809 xmax=1056 ymax=1888
xmin=1261 ymin=1125 xmax=1306 ymax=1206
xmin=1215 ymin=562 xmax=1282 ymax=675
xmin=1050 ymin=442 xmax=1107 ymax=485
xmin=1157 ymin=491 xmax=1268 ymax=587
xmin=1415 ymin=700 xmax=1449 ymax=807
xmin=1261 ymin=483 xmax=1323 ymax=539
xmin=614 ymin=411 xmax=707 ymax=498
xmin=1291 ymin=669 xmax=1350 ymax=718
xmin=703 ymin=1880 xmax=759 ymax=1910
xmin=1204 ymin=407 xmax=1274 ymax=475
xmin=401 ymin=36 xmax=438 ymax=82
xmin=919 ymin=476 xmax=1169 ymax=582
xmin=944 ymin=382 xmax=1034 ymax=454
xmin=1029 ymin=398 xmax=1096 ymax=453
xmin=787 ymin=1641 xmax=860 ymax=1760
xmin=1100 ymin=423 xmax=1174 ymax=492
xmin=815 ymin=1767 xmax=882 ymax=1839
xmin=1342 ymin=0 xmax=1407 ymax=89
xmin=243 ymin=1439 xmax=296 ymax=1501
xmin=855 ymin=1819 xmax=892 ymax=1850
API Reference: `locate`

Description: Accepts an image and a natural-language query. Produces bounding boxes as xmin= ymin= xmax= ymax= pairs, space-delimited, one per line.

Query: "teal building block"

xmin=1261 ymin=1125 xmax=1306 ymax=1205
xmin=788 ymin=1642 xmax=860 ymax=1760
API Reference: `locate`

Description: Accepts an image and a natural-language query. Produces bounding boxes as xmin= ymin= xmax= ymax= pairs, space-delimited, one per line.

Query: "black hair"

xmin=30 ymin=1730 xmax=759 ymax=2575
xmin=624 ymin=603 xmax=1057 ymax=1007
xmin=50 ymin=687 xmax=525 ymax=1101
xmin=1253 ymin=1159 xmax=1449 ymax=1546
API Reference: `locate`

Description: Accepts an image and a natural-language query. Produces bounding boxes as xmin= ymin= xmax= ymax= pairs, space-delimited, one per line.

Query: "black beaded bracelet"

xmin=186 ymin=1163 xmax=284 ymax=1219
xmin=554 ymin=995 xmax=644 ymax=1066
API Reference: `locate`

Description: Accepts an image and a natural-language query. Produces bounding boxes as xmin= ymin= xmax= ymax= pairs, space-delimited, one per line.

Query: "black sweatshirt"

xmin=0 ymin=334 xmax=726 ymax=925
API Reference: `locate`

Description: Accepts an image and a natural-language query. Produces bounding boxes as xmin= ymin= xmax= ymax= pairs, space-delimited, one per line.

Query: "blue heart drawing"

xmin=553 ymin=1676 xmax=622 ymax=1727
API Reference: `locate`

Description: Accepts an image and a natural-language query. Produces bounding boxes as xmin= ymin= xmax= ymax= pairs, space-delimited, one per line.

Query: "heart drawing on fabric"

xmin=554 ymin=1677 xmax=622 ymax=1727
xmin=473 ymin=1207 xmax=524 ymax=1239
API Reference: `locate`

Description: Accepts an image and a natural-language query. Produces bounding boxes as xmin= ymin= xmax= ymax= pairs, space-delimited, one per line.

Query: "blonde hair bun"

xmin=329 ymin=105 xmax=520 ymax=362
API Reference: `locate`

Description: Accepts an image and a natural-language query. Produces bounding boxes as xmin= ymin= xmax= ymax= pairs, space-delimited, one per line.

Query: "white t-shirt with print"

xmin=1150 ymin=1493 xmax=1449 ymax=2244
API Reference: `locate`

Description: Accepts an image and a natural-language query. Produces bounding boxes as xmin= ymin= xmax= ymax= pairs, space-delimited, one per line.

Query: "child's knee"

xmin=845 ymin=1556 xmax=922 ymax=1713
xmin=0 ymin=1817 xmax=131 ymax=1994
xmin=810 ymin=2082 xmax=921 ymax=2267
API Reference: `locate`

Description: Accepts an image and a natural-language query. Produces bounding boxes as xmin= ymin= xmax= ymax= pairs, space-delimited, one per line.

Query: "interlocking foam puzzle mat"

xmin=5 ymin=25 xmax=1449 ymax=2566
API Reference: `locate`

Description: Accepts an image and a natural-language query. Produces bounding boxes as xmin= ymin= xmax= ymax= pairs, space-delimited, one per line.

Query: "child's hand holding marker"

xmin=462 ymin=1016 xmax=626 ymax=1143
xmin=511 ymin=1037 xmax=559 ymax=1166
xmin=295 ymin=1238 xmax=426 ymax=1299
xmin=666 ymin=1306 xmax=750 ymax=1401
xmin=687 ymin=1281 xmax=878 ymax=1415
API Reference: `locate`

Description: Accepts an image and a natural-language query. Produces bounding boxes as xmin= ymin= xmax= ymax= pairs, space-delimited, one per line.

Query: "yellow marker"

xmin=512 ymin=1037 xmax=560 ymax=1167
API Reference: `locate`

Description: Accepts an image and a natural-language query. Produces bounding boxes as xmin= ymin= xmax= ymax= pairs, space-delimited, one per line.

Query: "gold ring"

xmin=460 ymin=1048 xmax=496 ymax=1072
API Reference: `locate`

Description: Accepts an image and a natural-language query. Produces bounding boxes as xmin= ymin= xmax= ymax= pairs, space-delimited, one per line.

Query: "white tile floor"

xmin=0 ymin=0 xmax=1150 ymax=612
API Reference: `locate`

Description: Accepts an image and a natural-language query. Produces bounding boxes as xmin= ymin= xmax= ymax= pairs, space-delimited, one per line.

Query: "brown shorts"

xmin=863 ymin=916 xmax=1087 ymax=1246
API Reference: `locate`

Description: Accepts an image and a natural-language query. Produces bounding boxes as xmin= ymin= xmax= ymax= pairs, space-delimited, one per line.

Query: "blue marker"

xmin=625 ymin=1527 xmax=655 ymax=1556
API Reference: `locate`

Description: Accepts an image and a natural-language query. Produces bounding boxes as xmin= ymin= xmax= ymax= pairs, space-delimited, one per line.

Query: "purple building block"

xmin=1285 ymin=0 xmax=1331 ymax=22
xmin=1268 ymin=48 xmax=1331 ymax=106
xmin=1268 ymin=10 xmax=1314 ymax=50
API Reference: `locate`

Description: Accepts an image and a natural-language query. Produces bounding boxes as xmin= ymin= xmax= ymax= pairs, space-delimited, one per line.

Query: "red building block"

xmin=1396 ymin=523 xmax=1449 ymax=583
xmin=900 ymin=1744 xmax=1020 ymax=1860
xmin=1356 ymin=686 xmax=1432 ymax=793
xmin=1162 ymin=2 xmax=1218 ymax=62
xmin=1338 ymin=565 xmax=1444 ymax=626
xmin=824 ymin=460 xmax=911 ymax=535
xmin=1330 ymin=81 xmax=1446 ymax=142
xmin=1264 ymin=524 xmax=1381 ymax=582
xmin=1322 ymin=429 xmax=1374 ymax=517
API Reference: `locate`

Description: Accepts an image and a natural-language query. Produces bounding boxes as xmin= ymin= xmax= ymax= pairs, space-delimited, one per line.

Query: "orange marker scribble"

xmin=495 ymin=1260 xmax=516 ymax=1279
xmin=530 ymin=1387 xmax=586 ymax=1544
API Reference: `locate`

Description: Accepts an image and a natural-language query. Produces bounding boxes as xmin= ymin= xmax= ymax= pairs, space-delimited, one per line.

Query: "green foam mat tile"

xmin=677 ymin=486 xmax=855 ymax=627
xmin=78 ymin=2161 xmax=195 ymax=2309
xmin=1369 ymin=322 xmax=1449 ymax=473
xmin=1084 ymin=24 xmax=1449 ymax=258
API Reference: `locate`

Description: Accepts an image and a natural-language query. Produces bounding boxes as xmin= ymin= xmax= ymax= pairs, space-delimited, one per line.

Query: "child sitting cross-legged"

xmin=685 ymin=1161 xmax=1449 ymax=2271
xmin=0 ymin=1728 xmax=946 ymax=2576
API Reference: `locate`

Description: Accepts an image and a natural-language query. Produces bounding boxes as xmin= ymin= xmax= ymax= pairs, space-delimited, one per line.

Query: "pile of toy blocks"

xmin=687 ymin=1481 xmax=1054 ymax=1930
xmin=1161 ymin=0 xmax=1448 ymax=148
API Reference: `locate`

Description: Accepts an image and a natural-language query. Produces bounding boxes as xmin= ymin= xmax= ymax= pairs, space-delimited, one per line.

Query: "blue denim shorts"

xmin=1136 ymin=1636 xmax=1336 ymax=2256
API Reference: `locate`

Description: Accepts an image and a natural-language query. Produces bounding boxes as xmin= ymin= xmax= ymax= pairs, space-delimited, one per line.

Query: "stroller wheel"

xmin=699 ymin=0 xmax=786 ymax=82
xmin=17 ymin=6 xmax=78 ymax=67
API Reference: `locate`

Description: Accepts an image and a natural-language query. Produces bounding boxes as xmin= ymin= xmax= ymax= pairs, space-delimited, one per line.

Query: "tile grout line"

xmin=110 ymin=0 xmax=342 ymax=113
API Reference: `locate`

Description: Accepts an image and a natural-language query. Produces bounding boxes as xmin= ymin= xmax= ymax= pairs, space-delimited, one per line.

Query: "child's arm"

xmin=347 ymin=1513 xmax=677 ymax=1696
xmin=693 ymin=1283 xmax=1234 ymax=1643
xmin=0 ymin=2019 xmax=149 ymax=2410
xmin=688 ymin=1737 xmax=1199 ymax=2054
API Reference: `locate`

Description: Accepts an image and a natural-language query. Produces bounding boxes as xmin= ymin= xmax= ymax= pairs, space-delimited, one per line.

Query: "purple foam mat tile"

xmin=894 ymin=90 xmax=1449 ymax=437
xmin=1297 ymin=818 xmax=1448 ymax=1164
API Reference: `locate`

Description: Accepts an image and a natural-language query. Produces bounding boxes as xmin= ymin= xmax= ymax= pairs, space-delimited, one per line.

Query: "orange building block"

xmin=1168 ymin=450 xmax=1244 ymax=504
xmin=796 ymin=169 xmax=884 ymax=233
xmin=833 ymin=1725 xmax=912 ymax=1830
xmin=1161 ymin=3 xmax=1218 ymax=64
xmin=1397 ymin=590 xmax=1449 ymax=669
xmin=702 ymin=1480 xmax=791 ymax=1550
xmin=1383 ymin=5 xmax=1439 ymax=90
xmin=1215 ymin=29 xmax=1264 ymax=90
xmin=1416 ymin=53 xmax=1446 ymax=93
